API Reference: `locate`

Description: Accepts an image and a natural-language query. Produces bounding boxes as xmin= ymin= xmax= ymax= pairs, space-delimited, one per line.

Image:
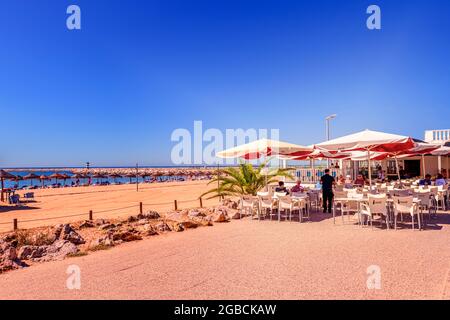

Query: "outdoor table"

xmin=333 ymin=197 xmax=367 ymax=225
xmin=272 ymin=194 xmax=310 ymax=222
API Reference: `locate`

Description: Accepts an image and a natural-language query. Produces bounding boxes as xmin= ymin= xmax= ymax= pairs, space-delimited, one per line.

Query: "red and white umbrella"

xmin=315 ymin=129 xmax=415 ymax=186
xmin=216 ymin=138 xmax=312 ymax=160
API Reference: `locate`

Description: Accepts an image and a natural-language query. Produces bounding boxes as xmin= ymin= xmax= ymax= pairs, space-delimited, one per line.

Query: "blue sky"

xmin=1 ymin=0 xmax=449 ymax=167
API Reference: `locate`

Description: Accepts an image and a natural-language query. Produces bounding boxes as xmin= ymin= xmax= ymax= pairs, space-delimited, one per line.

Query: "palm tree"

xmin=201 ymin=162 xmax=294 ymax=199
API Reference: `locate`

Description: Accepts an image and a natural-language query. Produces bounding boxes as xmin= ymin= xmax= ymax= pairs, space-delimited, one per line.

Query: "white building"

xmin=424 ymin=129 xmax=450 ymax=145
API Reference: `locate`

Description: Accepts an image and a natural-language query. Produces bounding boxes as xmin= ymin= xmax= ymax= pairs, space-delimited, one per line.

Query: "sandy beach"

xmin=0 ymin=181 xmax=219 ymax=233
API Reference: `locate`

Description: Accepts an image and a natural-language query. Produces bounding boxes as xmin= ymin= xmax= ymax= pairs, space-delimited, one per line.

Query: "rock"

xmin=79 ymin=220 xmax=94 ymax=229
xmin=37 ymin=240 xmax=78 ymax=262
xmin=165 ymin=211 xmax=199 ymax=229
xmin=180 ymin=221 xmax=198 ymax=229
xmin=188 ymin=209 xmax=206 ymax=218
xmin=154 ymin=222 xmax=171 ymax=232
xmin=91 ymin=233 xmax=114 ymax=247
xmin=112 ymin=230 xmax=142 ymax=242
xmin=137 ymin=210 xmax=160 ymax=220
xmin=136 ymin=219 xmax=149 ymax=226
xmin=229 ymin=210 xmax=241 ymax=219
xmin=1 ymin=233 xmax=17 ymax=244
xmin=165 ymin=211 xmax=189 ymax=222
xmin=17 ymin=245 xmax=47 ymax=260
xmin=169 ymin=223 xmax=185 ymax=232
xmin=0 ymin=242 xmax=24 ymax=272
xmin=137 ymin=224 xmax=158 ymax=236
xmin=1 ymin=242 xmax=17 ymax=261
xmin=54 ymin=224 xmax=85 ymax=245
xmin=94 ymin=219 xmax=109 ymax=226
xmin=127 ymin=215 xmax=138 ymax=223
xmin=98 ymin=223 xmax=116 ymax=231
xmin=222 ymin=199 xmax=239 ymax=209
xmin=212 ymin=206 xmax=230 ymax=223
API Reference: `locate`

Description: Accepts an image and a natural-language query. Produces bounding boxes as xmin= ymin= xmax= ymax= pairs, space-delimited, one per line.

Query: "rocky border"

xmin=1 ymin=200 xmax=240 ymax=274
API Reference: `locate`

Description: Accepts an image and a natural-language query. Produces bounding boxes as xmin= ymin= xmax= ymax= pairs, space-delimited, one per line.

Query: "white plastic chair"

xmin=392 ymin=196 xmax=420 ymax=230
xmin=258 ymin=194 xmax=276 ymax=220
xmin=413 ymin=191 xmax=434 ymax=224
xmin=277 ymin=196 xmax=301 ymax=222
xmin=360 ymin=194 xmax=388 ymax=229
xmin=240 ymin=196 xmax=258 ymax=219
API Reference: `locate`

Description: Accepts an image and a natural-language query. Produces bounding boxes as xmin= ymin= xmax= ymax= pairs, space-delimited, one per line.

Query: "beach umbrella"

xmin=315 ymin=129 xmax=415 ymax=187
xmin=92 ymin=173 xmax=107 ymax=184
xmin=39 ymin=175 xmax=50 ymax=188
xmin=48 ymin=173 xmax=65 ymax=185
xmin=23 ymin=173 xmax=40 ymax=186
xmin=216 ymin=139 xmax=311 ymax=163
xmin=109 ymin=173 xmax=122 ymax=184
xmin=0 ymin=170 xmax=16 ymax=202
xmin=124 ymin=173 xmax=135 ymax=184
xmin=216 ymin=138 xmax=312 ymax=160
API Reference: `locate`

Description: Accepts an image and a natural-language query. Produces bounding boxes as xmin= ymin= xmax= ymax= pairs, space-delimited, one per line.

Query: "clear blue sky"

xmin=1 ymin=0 xmax=449 ymax=167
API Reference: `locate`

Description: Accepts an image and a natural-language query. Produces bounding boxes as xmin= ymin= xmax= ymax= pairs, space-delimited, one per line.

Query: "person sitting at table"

xmin=354 ymin=174 xmax=366 ymax=187
xmin=344 ymin=175 xmax=353 ymax=188
xmin=290 ymin=180 xmax=304 ymax=194
xmin=336 ymin=175 xmax=345 ymax=185
xmin=275 ymin=181 xmax=289 ymax=195
xmin=435 ymin=174 xmax=447 ymax=186
xmin=419 ymin=174 xmax=432 ymax=186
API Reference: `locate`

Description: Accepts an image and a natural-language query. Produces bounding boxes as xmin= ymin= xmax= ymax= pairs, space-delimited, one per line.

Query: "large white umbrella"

xmin=216 ymin=138 xmax=312 ymax=160
xmin=315 ymin=129 xmax=415 ymax=187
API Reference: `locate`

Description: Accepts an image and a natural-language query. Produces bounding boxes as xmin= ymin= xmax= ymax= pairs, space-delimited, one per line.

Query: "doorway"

xmin=404 ymin=160 xmax=421 ymax=178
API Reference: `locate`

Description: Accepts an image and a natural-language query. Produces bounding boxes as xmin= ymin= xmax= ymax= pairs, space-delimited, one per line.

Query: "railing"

xmin=0 ymin=197 xmax=211 ymax=232
xmin=294 ymin=168 xmax=342 ymax=183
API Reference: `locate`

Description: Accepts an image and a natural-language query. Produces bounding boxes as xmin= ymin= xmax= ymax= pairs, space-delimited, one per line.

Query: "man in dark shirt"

xmin=275 ymin=181 xmax=289 ymax=195
xmin=320 ymin=169 xmax=335 ymax=213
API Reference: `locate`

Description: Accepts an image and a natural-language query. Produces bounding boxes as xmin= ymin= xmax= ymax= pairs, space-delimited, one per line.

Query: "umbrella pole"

xmin=394 ymin=156 xmax=401 ymax=181
xmin=367 ymin=150 xmax=373 ymax=189
xmin=311 ymin=158 xmax=315 ymax=183
xmin=422 ymin=154 xmax=426 ymax=178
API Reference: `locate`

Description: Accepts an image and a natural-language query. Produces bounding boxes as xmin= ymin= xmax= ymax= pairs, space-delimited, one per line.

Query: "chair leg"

xmin=412 ymin=214 xmax=415 ymax=231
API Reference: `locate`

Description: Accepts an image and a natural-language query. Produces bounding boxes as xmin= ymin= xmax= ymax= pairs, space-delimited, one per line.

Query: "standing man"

xmin=321 ymin=169 xmax=335 ymax=213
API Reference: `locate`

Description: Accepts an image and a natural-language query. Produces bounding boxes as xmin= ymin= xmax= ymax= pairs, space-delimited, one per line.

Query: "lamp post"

xmin=325 ymin=114 xmax=337 ymax=168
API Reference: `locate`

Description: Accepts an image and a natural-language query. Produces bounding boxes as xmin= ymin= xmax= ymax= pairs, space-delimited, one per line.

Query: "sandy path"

xmin=0 ymin=181 xmax=219 ymax=233
xmin=1 ymin=214 xmax=449 ymax=300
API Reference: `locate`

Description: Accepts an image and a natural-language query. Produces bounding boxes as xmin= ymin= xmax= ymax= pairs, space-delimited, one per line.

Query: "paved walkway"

xmin=1 ymin=213 xmax=449 ymax=299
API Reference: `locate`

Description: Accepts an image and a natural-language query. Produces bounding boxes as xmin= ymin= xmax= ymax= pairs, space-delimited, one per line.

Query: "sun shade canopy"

xmin=216 ymin=138 xmax=312 ymax=160
xmin=314 ymin=129 xmax=415 ymax=153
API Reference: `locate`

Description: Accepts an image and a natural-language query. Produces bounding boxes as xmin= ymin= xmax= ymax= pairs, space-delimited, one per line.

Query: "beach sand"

xmin=0 ymin=181 xmax=219 ymax=233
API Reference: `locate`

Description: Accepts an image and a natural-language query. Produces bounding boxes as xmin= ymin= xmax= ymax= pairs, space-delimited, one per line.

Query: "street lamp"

xmin=325 ymin=114 xmax=337 ymax=167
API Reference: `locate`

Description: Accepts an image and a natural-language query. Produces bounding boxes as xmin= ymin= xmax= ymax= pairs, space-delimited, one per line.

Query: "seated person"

xmin=344 ymin=175 xmax=353 ymax=188
xmin=290 ymin=180 xmax=304 ymax=194
xmin=435 ymin=174 xmax=447 ymax=186
xmin=275 ymin=181 xmax=289 ymax=195
xmin=354 ymin=174 xmax=366 ymax=187
xmin=336 ymin=175 xmax=345 ymax=185
xmin=419 ymin=174 xmax=432 ymax=186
